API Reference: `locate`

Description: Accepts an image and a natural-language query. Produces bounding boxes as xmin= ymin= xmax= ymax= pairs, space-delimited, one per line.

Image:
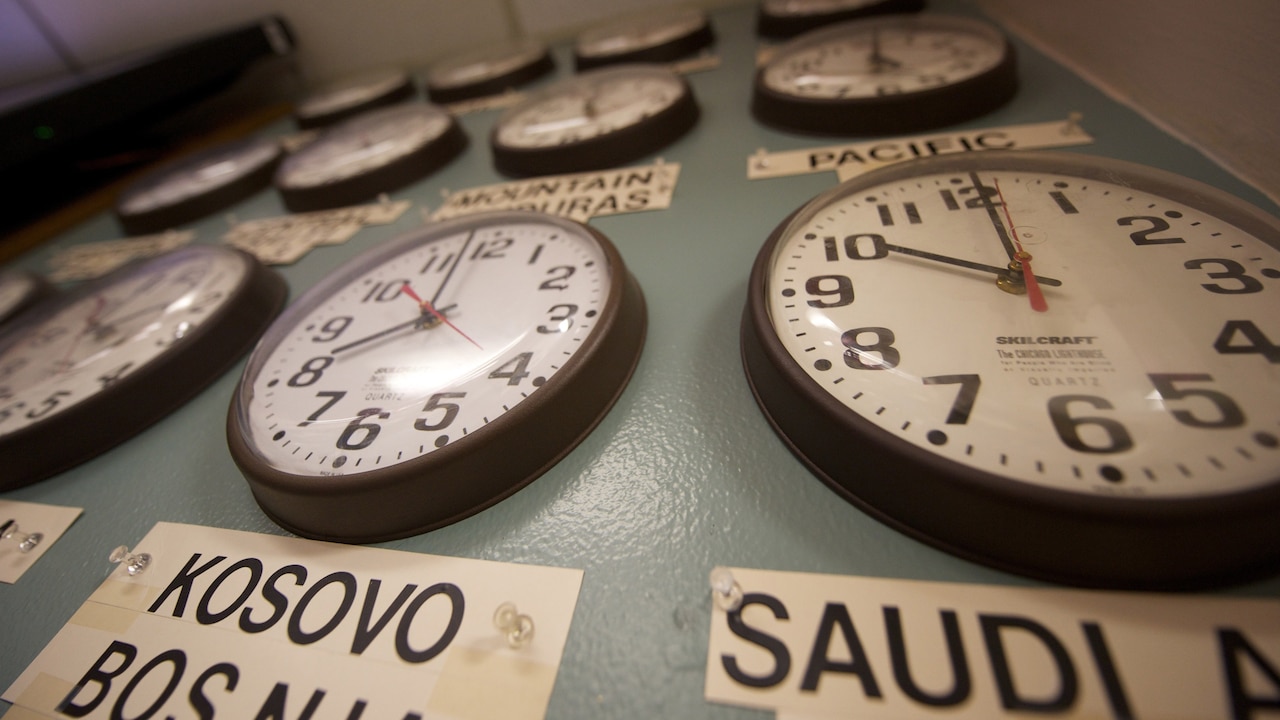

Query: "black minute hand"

xmin=885 ymin=243 xmax=1062 ymax=286
xmin=330 ymin=303 xmax=458 ymax=355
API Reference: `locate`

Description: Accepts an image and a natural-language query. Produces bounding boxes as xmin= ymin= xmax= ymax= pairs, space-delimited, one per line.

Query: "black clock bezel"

xmin=740 ymin=151 xmax=1280 ymax=590
xmin=491 ymin=66 xmax=699 ymax=178
xmin=755 ymin=0 xmax=926 ymax=39
xmin=751 ymin=14 xmax=1017 ymax=136
xmin=275 ymin=104 xmax=468 ymax=212
xmin=227 ymin=210 xmax=647 ymax=543
xmin=0 ymin=245 xmax=286 ymax=489
xmin=115 ymin=136 xmax=283 ymax=236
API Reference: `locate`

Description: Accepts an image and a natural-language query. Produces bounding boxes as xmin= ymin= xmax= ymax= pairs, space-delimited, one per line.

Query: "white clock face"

xmin=237 ymin=216 xmax=612 ymax=476
xmin=763 ymin=157 xmax=1280 ymax=499
xmin=277 ymin=104 xmax=453 ymax=188
xmin=426 ymin=41 xmax=547 ymax=89
xmin=0 ymin=248 xmax=247 ymax=435
xmin=118 ymin=137 xmax=281 ymax=215
xmin=494 ymin=67 xmax=687 ymax=149
xmin=761 ymin=15 xmax=1007 ymax=99
xmin=576 ymin=7 xmax=707 ymax=57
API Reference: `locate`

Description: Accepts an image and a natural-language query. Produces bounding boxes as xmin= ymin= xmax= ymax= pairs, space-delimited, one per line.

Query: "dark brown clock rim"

xmin=227 ymin=210 xmax=647 ymax=543
xmin=425 ymin=49 xmax=555 ymax=104
xmin=740 ymin=151 xmax=1280 ymax=590
xmin=573 ymin=19 xmax=714 ymax=71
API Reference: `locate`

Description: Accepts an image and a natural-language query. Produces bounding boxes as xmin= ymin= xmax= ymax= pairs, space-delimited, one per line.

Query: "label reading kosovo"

xmin=3 ymin=522 xmax=582 ymax=719
xmin=706 ymin=567 xmax=1280 ymax=719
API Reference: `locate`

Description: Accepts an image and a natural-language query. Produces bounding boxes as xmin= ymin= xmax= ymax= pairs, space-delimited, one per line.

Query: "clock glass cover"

xmin=490 ymin=64 xmax=698 ymax=177
xmin=756 ymin=0 xmax=926 ymax=39
xmin=115 ymin=136 xmax=283 ymax=235
xmin=0 ymin=245 xmax=286 ymax=488
xmin=275 ymin=102 xmax=467 ymax=212
xmin=424 ymin=39 xmax=555 ymax=104
xmin=228 ymin=210 xmax=646 ymax=542
xmin=752 ymin=13 xmax=1016 ymax=135
xmin=741 ymin=150 xmax=1280 ymax=588
xmin=294 ymin=68 xmax=416 ymax=129
xmin=573 ymin=6 xmax=714 ymax=70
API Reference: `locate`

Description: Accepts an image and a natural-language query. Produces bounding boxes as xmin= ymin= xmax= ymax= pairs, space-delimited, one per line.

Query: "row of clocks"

xmin=6 ymin=4 xmax=1280 ymax=590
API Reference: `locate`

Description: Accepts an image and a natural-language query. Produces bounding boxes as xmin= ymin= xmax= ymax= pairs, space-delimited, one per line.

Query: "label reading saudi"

xmin=706 ymin=567 xmax=1279 ymax=719
xmin=4 ymin=522 xmax=583 ymax=720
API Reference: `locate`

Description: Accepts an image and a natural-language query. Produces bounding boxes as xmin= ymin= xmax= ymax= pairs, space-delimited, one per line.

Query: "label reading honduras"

xmin=4 ymin=522 xmax=583 ymax=720
xmin=705 ymin=567 xmax=1280 ymax=720
xmin=431 ymin=162 xmax=680 ymax=222
xmin=746 ymin=117 xmax=1093 ymax=181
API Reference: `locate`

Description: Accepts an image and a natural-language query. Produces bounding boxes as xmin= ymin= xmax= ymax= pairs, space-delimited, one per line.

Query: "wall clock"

xmin=741 ymin=150 xmax=1280 ymax=589
xmin=423 ymin=39 xmax=555 ymax=104
xmin=0 ymin=270 xmax=55 ymax=328
xmin=490 ymin=64 xmax=698 ymax=177
xmin=227 ymin=210 xmax=647 ymax=542
xmin=573 ymin=6 xmax=714 ymax=70
xmin=751 ymin=13 xmax=1016 ymax=135
xmin=114 ymin=136 xmax=283 ymax=235
xmin=274 ymin=102 xmax=467 ymax=212
xmin=0 ymin=245 xmax=286 ymax=489
xmin=293 ymin=68 xmax=416 ymax=129
xmin=756 ymin=0 xmax=926 ymax=39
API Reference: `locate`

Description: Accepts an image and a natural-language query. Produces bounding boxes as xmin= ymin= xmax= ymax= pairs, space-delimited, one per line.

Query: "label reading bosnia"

xmin=3 ymin=522 xmax=583 ymax=720
xmin=431 ymin=162 xmax=680 ymax=222
xmin=746 ymin=117 xmax=1093 ymax=181
xmin=705 ymin=567 xmax=1280 ymax=719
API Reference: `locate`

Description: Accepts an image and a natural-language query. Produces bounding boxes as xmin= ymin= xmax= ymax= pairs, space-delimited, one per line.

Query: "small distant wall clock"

xmin=424 ymin=40 xmax=555 ymax=104
xmin=293 ymin=68 xmax=417 ymax=129
xmin=741 ymin=150 xmax=1280 ymax=589
xmin=0 ymin=245 xmax=286 ymax=489
xmin=114 ymin=136 xmax=283 ymax=235
xmin=490 ymin=64 xmax=699 ymax=178
xmin=274 ymin=103 xmax=467 ymax=212
xmin=227 ymin=210 xmax=647 ymax=542
xmin=573 ymin=6 xmax=714 ymax=70
xmin=756 ymin=0 xmax=926 ymax=39
xmin=751 ymin=13 xmax=1017 ymax=135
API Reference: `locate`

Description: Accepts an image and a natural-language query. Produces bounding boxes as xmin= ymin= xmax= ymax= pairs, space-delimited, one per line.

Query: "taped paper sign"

xmin=746 ymin=117 xmax=1093 ymax=182
xmin=4 ymin=522 xmax=582 ymax=720
xmin=431 ymin=162 xmax=680 ymax=223
xmin=705 ymin=567 xmax=1280 ymax=719
xmin=223 ymin=199 xmax=411 ymax=265
xmin=47 ymin=231 xmax=193 ymax=283
xmin=0 ymin=500 xmax=82 ymax=584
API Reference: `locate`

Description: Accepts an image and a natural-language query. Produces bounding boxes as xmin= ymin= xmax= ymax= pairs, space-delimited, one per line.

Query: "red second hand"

xmin=399 ymin=283 xmax=483 ymax=350
xmin=994 ymin=180 xmax=1048 ymax=313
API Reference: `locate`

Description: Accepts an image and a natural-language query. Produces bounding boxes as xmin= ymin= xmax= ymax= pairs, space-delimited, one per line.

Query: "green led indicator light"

xmin=34 ymin=125 xmax=55 ymax=140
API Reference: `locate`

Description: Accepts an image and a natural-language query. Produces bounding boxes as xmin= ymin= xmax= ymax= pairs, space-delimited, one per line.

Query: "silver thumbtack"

xmin=493 ymin=602 xmax=535 ymax=649
xmin=1062 ymin=112 xmax=1084 ymax=136
xmin=753 ymin=148 xmax=770 ymax=170
xmin=109 ymin=545 xmax=151 ymax=576
xmin=225 ymin=213 xmax=239 ymax=228
xmin=1 ymin=519 xmax=42 ymax=553
xmin=378 ymin=193 xmax=390 ymax=206
xmin=710 ymin=567 xmax=743 ymax=612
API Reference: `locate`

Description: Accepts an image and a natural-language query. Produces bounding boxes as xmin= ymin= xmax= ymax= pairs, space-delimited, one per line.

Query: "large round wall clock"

xmin=274 ymin=102 xmax=467 ymax=212
xmin=756 ymin=0 xmax=926 ymax=39
xmin=423 ymin=40 xmax=555 ymax=104
xmin=741 ymin=150 xmax=1280 ymax=589
xmin=751 ymin=13 xmax=1017 ymax=135
xmin=490 ymin=64 xmax=699 ymax=178
xmin=227 ymin=210 xmax=647 ymax=542
xmin=293 ymin=68 xmax=416 ymax=129
xmin=0 ymin=245 xmax=286 ymax=489
xmin=115 ymin=136 xmax=283 ymax=235
xmin=573 ymin=6 xmax=714 ymax=70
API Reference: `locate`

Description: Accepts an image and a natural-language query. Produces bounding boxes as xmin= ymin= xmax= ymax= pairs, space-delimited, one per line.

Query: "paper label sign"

xmin=431 ymin=163 xmax=680 ymax=223
xmin=223 ymin=199 xmax=411 ymax=265
xmin=4 ymin=522 xmax=583 ymax=720
xmin=705 ymin=567 xmax=1280 ymax=720
xmin=746 ymin=117 xmax=1093 ymax=182
xmin=46 ymin=231 xmax=194 ymax=282
xmin=0 ymin=500 xmax=82 ymax=584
